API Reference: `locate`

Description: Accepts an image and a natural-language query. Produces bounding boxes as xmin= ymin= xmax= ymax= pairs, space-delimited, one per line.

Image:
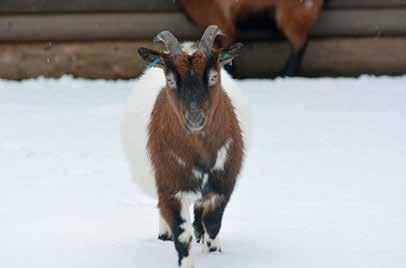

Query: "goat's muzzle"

xmin=185 ymin=108 xmax=206 ymax=133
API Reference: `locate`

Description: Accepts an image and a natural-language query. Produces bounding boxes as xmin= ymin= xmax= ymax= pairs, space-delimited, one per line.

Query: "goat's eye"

xmin=166 ymin=73 xmax=176 ymax=89
xmin=208 ymin=69 xmax=219 ymax=87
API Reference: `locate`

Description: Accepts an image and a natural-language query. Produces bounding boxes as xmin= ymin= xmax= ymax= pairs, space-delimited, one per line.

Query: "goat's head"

xmin=138 ymin=25 xmax=243 ymax=134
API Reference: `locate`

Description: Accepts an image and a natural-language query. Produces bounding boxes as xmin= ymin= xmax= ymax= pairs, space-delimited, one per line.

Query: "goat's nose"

xmin=188 ymin=110 xmax=204 ymax=123
xmin=190 ymin=102 xmax=198 ymax=110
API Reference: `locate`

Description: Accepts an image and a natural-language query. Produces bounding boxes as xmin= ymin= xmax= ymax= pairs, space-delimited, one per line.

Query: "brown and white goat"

xmin=180 ymin=0 xmax=326 ymax=76
xmin=122 ymin=26 xmax=249 ymax=267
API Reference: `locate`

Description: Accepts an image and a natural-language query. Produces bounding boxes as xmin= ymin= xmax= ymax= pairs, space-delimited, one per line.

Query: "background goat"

xmin=122 ymin=26 xmax=249 ymax=267
xmin=180 ymin=0 xmax=326 ymax=76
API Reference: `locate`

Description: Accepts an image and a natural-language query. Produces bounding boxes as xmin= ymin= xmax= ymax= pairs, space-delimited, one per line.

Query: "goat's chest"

xmin=155 ymin=132 xmax=234 ymax=194
xmin=188 ymin=135 xmax=231 ymax=172
xmin=182 ymin=137 xmax=233 ymax=192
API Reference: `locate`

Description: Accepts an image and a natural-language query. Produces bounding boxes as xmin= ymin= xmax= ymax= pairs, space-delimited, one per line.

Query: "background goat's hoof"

xmin=279 ymin=66 xmax=300 ymax=78
xmin=158 ymin=233 xmax=173 ymax=241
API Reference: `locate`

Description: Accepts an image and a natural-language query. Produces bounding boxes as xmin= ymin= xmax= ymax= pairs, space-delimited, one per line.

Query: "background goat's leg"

xmin=280 ymin=41 xmax=309 ymax=77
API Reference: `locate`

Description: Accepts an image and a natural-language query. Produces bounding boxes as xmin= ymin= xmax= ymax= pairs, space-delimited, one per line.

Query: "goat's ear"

xmin=219 ymin=43 xmax=243 ymax=66
xmin=138 ymin=47 xmax=166 ymax=68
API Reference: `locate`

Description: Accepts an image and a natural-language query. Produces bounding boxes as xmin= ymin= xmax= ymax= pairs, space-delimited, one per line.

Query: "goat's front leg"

xmin=159 ymin=196 xmax=194 ymax=268
xmin=200 ymin=193 xmax=228 ymax=254
xmin=193 ymin=204 xmax=204 ymax=243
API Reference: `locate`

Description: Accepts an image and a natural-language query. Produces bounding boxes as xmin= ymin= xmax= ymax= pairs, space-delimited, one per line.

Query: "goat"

xmin=122 ymin=26 xmax=249 ymax=267
xmin=180 ymin=0 xmax=326 ymax=76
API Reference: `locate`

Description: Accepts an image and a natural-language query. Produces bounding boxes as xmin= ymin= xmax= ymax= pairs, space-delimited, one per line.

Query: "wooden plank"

xmin=0 ymin=13 xmax=199 ymax=41
xmin=235 ymin=38 xmax=406 ymax=78
xmin=312 ymin=9 xmax=406 ymax=37
xmin=1 ymin=38 xmax=406 ymax=80
xmin=0 ymin=0 xmax=179 ymax=14
xmin=328 ymin=0 xmax=406 ymax=9
xmin=1 ymin=10 xmax=406 ymax=42
xmin=0 ymin=41 xmax=154 ymax=80
xmin=1 ymin=0 xmax=406 ymax=13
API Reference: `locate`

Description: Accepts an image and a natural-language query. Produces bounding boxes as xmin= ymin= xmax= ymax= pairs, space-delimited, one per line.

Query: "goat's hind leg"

xmin=280 ymin=41 xmax=308 ymax=77
xmin=158 ymin=213 xmax=173 ymax=241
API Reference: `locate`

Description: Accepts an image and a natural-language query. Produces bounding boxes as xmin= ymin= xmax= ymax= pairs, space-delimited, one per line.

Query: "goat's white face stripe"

xmin=212 ymin=138 xmax=232 ymax=171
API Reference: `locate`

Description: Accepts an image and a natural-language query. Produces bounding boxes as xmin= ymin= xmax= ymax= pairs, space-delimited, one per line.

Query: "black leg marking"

xmin=280 ymin=41 xmax=309 ymax=77
xmin=160 ymin=201 xmax=193 ymax=267
xmin=172 ymin=213 xmax=192 ymax=266
xmin=158 ymin=233 xmax=173 ymax=242
xmin=193 ymin=205 xmax=204 ymax=243
xmin=203 ymin=205 xmax=224 ymax=240
xmin=202 ymin=199 xmax=226 ymax=253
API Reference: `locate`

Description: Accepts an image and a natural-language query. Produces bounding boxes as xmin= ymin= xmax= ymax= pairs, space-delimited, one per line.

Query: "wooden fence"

xmin=1 ymin=0 xmax=406 ymax=79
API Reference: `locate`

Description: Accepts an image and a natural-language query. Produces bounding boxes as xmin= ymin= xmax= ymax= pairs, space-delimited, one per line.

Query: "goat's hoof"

xmin=179 ymin=256 xmax=194 ymax=268
xmin=202 ymin=236 xmax=222 ymax=254
xmin=208 ymin=246 xmax=222 ymax=253
xmin=158 ymin=233 xmax=173 ymax=241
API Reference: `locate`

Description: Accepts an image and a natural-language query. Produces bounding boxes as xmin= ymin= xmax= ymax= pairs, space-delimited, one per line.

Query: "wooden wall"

xmin=1 ymin=0 xmax=406 ymax=79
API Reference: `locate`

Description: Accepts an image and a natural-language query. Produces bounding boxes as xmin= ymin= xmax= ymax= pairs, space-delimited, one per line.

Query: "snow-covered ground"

xmin=1 ymin=75 xmax=406 ymax=268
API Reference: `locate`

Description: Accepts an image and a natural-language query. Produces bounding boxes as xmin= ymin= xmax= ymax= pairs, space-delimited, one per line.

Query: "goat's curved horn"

xmin=199 ymin=25 xmax=223 ymax=56
xmin=153 ymin=31 xmax=182 ymax=55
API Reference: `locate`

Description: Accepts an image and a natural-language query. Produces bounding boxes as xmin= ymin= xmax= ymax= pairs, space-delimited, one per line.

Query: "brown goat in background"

xmin=180 ymin=0 xmax=326 ymax=76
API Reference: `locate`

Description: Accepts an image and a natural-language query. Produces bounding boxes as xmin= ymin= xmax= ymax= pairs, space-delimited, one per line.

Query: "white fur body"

xmin=121 ymin=62 xmax=250 ymax=198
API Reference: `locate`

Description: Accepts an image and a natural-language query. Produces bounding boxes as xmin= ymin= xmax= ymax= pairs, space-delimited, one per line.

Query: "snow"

xmin=1 ymin=75 xmax=406 ymax=268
